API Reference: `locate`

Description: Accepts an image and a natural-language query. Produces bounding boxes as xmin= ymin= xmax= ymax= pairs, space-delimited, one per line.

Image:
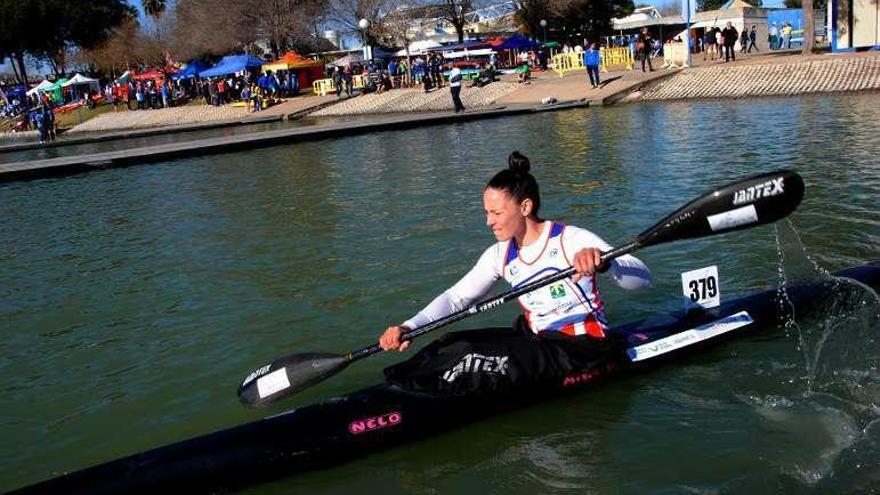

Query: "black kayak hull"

xmin=9 ymin=262 xmax=880 ymax=495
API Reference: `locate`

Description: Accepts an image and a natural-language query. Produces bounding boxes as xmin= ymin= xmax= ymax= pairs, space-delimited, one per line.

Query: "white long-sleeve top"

xmin=403 ymin=221 xmax=651 ymax=336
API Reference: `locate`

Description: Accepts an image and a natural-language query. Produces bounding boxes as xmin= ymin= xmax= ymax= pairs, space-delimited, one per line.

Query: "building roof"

xmin=612 ymin=2 xmax=767 ymax=31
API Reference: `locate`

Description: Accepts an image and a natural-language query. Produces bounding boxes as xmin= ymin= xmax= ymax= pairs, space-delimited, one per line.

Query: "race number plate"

xmin=681 ymin=265 xmax=720 ymax=310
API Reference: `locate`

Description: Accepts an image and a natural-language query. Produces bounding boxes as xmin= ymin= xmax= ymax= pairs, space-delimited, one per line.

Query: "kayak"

xmin=8 ymin=262 xmax=879 ymax=495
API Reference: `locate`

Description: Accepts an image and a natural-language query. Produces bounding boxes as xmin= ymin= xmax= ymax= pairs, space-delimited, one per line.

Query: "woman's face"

xmin=484 ymin=187 xmax=529 ymax=242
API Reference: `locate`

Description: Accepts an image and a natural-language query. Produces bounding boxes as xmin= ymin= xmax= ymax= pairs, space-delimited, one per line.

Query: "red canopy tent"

xmin=487 ymin=37 xmax=507 ymax=49
xmin=131 ymin=66 xmax=179 ymax=82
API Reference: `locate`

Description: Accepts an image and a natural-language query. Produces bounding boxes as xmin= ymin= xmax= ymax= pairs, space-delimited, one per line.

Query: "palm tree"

xmin=802 ymin=0 xmax=814 ymax=53
xmin=141 ymin=0 xmax=166 ymax=37
xmin=142 ymin=0 xmax=166 ymax=18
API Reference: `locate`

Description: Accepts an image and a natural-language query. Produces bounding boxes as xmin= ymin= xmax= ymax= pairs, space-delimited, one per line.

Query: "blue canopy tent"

xmin=497 ymin=34 xmax=540 ymax=50
xmin=199 ymin=55 xmax=265 ymax=78
xmin=172 ymin=60 xmax=211 ymax=80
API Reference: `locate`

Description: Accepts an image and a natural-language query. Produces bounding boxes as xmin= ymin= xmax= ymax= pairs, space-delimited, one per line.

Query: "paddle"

xmin=238 ymin=169 xmax=805 ymax=408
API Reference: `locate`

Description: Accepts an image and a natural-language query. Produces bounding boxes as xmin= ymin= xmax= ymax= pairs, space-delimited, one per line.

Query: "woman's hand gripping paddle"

xmin=238 ymin=170 xmax=805 ymax=408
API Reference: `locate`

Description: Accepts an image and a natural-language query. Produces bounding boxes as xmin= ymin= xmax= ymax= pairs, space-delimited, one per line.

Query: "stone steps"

xmin=640 ymin=56 xmax=880 ymax=101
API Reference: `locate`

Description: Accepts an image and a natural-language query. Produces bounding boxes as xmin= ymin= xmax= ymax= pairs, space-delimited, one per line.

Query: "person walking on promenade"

xmin=241 ymin=84 xmax=251 ymax=112
xmin=343 ymin=66 xmax=353 ymax=97
xmin=637 ymin=27 xmax=654 ymax=72
xmin=583 ymin=43 xmax=602 ymax=89
xmin=721 ymin=22 xmax=738 ymax=62
xmin=449 ymin=64 xmax=465 ymax=113
xmin=769 ymin=22 xmax=778 ymax=50
xmin=332 ymin=67 xmax=344 ymax=99
xmin=747 ymin=25 xmax=759 ymax=52
xmin=46 ymin=104 xmax=56 ymax=142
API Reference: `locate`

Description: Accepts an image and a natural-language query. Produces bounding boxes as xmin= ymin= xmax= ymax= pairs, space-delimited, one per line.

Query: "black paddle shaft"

xmin=348 ymin=241 xmax=639 ymax=361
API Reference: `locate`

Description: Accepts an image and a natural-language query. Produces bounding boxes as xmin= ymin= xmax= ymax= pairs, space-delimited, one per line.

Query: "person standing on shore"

xmin=430 ymin=53 xmax=443 ymax=90
xmin=721 ymin=22 xmax=738 ymax=62
xmin=241 ymin=84 xmax=251 ymax=112
xmin=769 ymin=22 xmax=778 ymax=50
xmin=449 ymin=64 xmax=465 ymax=113
xmin=781 ymin=23 xmax=792 ymax=49
xmin=583 ymin=43 xmax=601 ymax=89
xmin=637 ymin=27 xmax=654 ymax=72
xmin=703 ymin=30 xmax=716 ymax=61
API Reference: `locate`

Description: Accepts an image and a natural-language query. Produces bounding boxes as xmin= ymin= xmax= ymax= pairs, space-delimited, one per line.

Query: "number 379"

xmin=688 ymin=276 xmax=717 ymax=302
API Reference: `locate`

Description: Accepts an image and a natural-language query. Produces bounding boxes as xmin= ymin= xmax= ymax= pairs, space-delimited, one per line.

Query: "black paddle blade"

xmin=237 ymin=353 xmax=350 ymax=408
xmin=637 ymin=170 xmax=804 ymax=247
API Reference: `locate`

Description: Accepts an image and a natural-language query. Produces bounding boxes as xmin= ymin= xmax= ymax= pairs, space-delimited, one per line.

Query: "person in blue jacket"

xmin=583 ymin=43 xmax=602 ymax=89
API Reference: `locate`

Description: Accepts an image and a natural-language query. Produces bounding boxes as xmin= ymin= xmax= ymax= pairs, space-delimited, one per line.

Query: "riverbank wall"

xmin=634 ymin=53 xmax=880 ymax=102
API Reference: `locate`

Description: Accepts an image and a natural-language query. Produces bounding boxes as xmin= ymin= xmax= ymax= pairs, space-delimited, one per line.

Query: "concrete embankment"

xmin=312 ymin=83 xmax=520 ymax=116
xmin=637 ymin=54 xmax=880 ymax=101
xmin=0 ymin=100 xmax=587 ymax=183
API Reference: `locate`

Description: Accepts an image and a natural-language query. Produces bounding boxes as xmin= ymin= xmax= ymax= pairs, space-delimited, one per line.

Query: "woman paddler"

xmin=379 ymin=152 xmax=651 ymax=354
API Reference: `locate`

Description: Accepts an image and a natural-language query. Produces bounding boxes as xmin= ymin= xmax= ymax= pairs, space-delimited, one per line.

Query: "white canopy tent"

xmin=443 ymin=48 xmax=495 ymax=59
xmin=61 ymin=73 xmax=100 ymax=90
xmin=393 ymin=40 xmax=443 ymax=56
xmin=26 ymin=79 xmax=55 ymax=96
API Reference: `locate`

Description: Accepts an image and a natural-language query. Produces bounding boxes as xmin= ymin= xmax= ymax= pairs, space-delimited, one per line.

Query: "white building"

xmin=829 ymin=0 xmax=880 ymax=50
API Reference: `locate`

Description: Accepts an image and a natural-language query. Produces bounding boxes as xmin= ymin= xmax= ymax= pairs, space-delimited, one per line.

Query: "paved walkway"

xmin=495 ymin=65 xmax=675 ymax=106
xmin=65 ymin=94 xmax=337 ymax=134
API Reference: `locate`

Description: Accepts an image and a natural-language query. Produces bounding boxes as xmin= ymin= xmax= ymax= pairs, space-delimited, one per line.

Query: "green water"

xmin=1 ymin=93 xmax=879 ymax=494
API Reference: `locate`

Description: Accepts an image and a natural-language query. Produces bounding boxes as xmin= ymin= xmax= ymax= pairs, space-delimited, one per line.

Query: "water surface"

xmin=1 ymin=92 xmax=879 ymax=494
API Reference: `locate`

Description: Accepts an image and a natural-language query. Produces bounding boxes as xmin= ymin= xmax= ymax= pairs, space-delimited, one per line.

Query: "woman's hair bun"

xmin=508 ymin=151 xmax=531 ymax=173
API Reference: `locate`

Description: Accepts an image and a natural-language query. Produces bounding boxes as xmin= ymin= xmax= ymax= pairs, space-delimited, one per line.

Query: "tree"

xmin=802 ymin=0 xmax=814 ymax=53
xmin=142 ymin=0 xmax=167 ymax=18
xmin=783 ymin=0 xmax=825 ymax=7
xmin=515 ymin=0 xmax=552 ymax=41
xmin=171 ymin=0 xmax=261 ymax=60
xmin=327 ymin=0 xmax=394 ymax=48
xmin=697 ymin=0 xmax=724 ymax=11
xmin=517 ymin=0 xmax=635 ymax=45
xmin=141 ymin=0 xmax=167 ymax=38
xmin=259 ymin=0 xmax=328 ymax=57
xmin=0 ymin=0 xmax=34 ymax=83
xmin=435 ymin=0 xmax=471 ymax=43
xmin=0 ymin=0 xmax=130 ymax=83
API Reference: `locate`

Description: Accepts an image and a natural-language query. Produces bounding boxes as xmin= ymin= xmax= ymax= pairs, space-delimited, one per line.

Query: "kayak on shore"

xmin=8 ymin=261 xmax=879 ymax=495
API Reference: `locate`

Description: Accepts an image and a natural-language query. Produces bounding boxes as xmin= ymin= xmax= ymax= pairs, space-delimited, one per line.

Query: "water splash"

xmin=766 ymin=220 xmax=880 ymax=487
